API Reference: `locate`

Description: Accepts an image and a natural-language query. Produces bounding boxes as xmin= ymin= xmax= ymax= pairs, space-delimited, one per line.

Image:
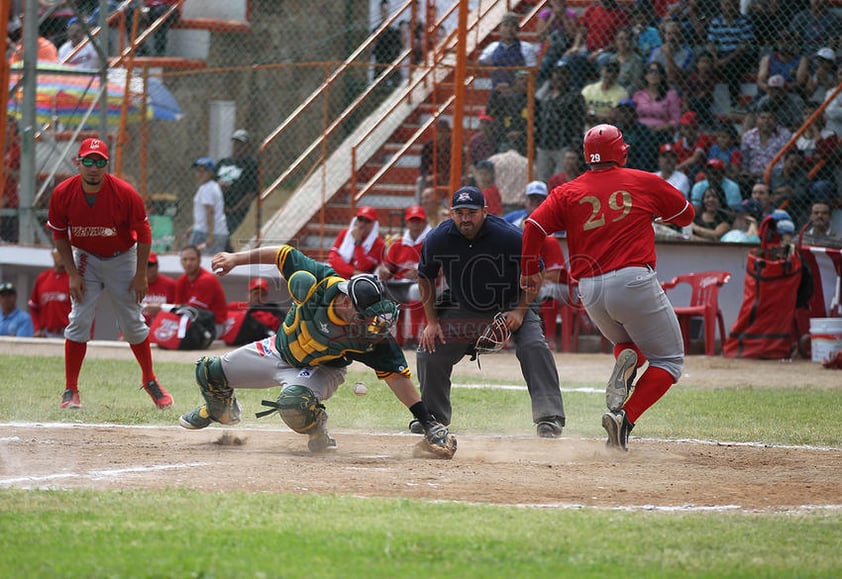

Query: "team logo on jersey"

xmin=319 ymin=321 xmax=329 ymax=333
xmin=255 ymin=337 xmax=275 ymax=357
xmin=297 ymin=368 xmax=312 ymax=378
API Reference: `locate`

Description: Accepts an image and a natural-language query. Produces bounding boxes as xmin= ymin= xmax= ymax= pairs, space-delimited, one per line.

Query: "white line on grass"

xmin=0 ymin=462 xmax=209 ymax=487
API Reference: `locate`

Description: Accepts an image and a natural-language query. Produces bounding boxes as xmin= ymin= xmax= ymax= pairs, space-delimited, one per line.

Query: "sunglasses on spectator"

xmin=80 ymin=157 xmax=108 ymax=168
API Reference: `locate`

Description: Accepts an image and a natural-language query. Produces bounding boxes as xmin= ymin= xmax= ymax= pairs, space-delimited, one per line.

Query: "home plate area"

xmin=2 ymin=423 xmax=842 ymax=513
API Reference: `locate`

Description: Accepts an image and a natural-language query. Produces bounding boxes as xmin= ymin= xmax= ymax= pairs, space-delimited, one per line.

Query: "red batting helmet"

xmin=583 ymin=124 xmax=628 ymax=167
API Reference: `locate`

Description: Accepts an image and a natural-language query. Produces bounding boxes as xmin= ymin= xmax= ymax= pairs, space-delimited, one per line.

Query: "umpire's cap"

xmin=0 ymin=282 xmax=16 ymax=294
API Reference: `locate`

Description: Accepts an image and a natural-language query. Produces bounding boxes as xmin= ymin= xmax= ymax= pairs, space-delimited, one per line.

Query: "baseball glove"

xmin=255 ymin=384 xmax=326 ymax=434
xmin=413 ymin=422 xmax=458 ymax=459
xmin=470 ymin=312 xmax=511 ymax=368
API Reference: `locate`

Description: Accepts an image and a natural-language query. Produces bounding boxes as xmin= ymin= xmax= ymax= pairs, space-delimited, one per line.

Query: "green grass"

xmin=1 ymin=353 xmax=842 ymax=578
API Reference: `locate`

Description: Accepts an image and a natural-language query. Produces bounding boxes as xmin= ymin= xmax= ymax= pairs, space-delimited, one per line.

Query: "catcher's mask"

xmin=338 ymin=274 xmax=399 ymax=339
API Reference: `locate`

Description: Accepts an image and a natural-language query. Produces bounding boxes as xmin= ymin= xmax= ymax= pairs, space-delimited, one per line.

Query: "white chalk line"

xmin=0 ymin=462 xmax=209 ymax=487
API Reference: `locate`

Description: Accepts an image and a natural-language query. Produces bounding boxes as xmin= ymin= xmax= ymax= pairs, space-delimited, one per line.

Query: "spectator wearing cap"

xmin=140 ymin=251 xmax=176 ymax=327
xmin=216 ymin=129 xmax=259 ymax=245
xmin=534 ymin=59 xmax=586 ymax=182
xmin=188 ymin=157 xmax=229 ymax=254
xmin=227 ymin=278 xmax=273 ymax=311
xmin=654 ymin=143 xmax=691 ymax=198
xmin=328 ymin=206 xmax=385 ymax=278
xmin=468 ymin=109 xmax=497 ymax=176
xmin=632 ymin=61 xmax=681 ymax=146
xmin=548 ymin=147 xmax=585 ymax=190
xmin=57 ymin=18 xmax=99 ymax=68
xmin=486 ymin=69 xmax=530 ymax=155
xmin=705 ymin=0 xmax=757 ymax=109
xmin=748 ymin=75 xmax=805 ymax=133
xmin=690 ymin=158 xmax=743 ymax=211
xmin=472 ymin=160 xmax=504 ymax=216
xmin=28 ymin=248 xmax=71 ymax=338
xmin=673 ymin=111 xmax=715 ymax=178
xmin=740 ymin=104 xmax=792 ymax=184
xmin=477 ymin=12 xmax=538 ymax=89
xmin=612 ymin=98 xmax=658 ymax=171
xmin=790 ymin=0 xmax=842 ymax=56
xmin=806 ymin=47 xmax=837 ymax=103
xmin=0 ymin=282 xmax=34 ymax=337
xmin=415 ymin=185 xmax=567 ymax=437
xmin=767 ymin=208 xmax=797 ymax=244
xmin=377 ymin=205 xmax=432 ymax=347
xmin=720 ymin=199 xmax=762 ymax=243
xmin=503 ymin=180 xmax=570 ymax=350
xmin=581 ymin=57 xmax=629 ymax=129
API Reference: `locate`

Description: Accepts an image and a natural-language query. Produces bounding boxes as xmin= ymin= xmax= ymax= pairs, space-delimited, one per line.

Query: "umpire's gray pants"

xmin=416 ymin=306 xmax=565 ymax=426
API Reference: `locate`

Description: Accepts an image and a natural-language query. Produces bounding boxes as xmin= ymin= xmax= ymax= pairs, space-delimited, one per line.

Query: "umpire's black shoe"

xmin=602 ymin=409 xmax=634 ymax=451
xmin=536 ymin=416 xmax=564 ymax=438
xmin=409 ymin=419 xmax=425 ymax=434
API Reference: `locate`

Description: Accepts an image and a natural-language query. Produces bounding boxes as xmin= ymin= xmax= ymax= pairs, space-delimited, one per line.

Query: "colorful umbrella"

xmin=8 ymin=63 xmax=182 ymax=129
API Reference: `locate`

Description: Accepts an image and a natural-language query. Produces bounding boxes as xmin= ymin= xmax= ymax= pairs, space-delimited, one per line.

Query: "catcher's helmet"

xmin=338 ymin=273 xmax=384 ymax=312
xmin=583 ymin=124 xmax=628 ymax=167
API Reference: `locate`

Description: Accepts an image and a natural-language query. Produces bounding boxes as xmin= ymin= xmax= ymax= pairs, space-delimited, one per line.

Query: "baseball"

xmin=352 ymin=382 xmax=368 ymax=396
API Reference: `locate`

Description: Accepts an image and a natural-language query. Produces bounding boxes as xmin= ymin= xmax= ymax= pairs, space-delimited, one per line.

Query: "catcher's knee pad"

xmin=257 ymin=384 xmax=327 ymax=435
xmin=195 ymin=356 xmax=239 ymax=424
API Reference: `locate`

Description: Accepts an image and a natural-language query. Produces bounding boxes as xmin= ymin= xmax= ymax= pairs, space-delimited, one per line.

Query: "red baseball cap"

xmin=405 ymin=205 xmax=426 ymax=221
xmin=355 ymin=206 xmax=378 ymax=221
xmin=706 ymin=158 xmax=726 ymax=171
xmin=659 ymin=143 xmax=678 ymax=155
xmin=478 ymin=109 xmax=494 ymax=122
xmin=78 ymin=137 xmax=109 ymax=160
xmin=680 ymin=111 xmax=698 ymax=126
xmin=248 ymin=278 xmax=269 ymax=292
xmin=147 ymin=251 xmax=158 ymax=265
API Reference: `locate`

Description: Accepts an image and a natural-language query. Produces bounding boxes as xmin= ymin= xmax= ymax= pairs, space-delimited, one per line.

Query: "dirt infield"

xmin=2 ymin=339 xmax=841 ymax=511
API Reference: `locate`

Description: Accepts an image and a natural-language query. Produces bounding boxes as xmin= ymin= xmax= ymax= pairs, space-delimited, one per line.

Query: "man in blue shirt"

xmin=0 ymin=282 xmax=34 ymax=337
xmin=414 ymin=186 xmax=566 ymax=438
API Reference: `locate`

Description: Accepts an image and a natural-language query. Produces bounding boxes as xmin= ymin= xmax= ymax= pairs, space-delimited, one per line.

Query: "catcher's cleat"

xmin=143 ymin=379 xmax=174 ymax=409
xmin=606 ymin=349 xmax=637 ymax=412
xmin=414 ymin=422 xmax=457 ymax=459
xmin=179 ymin=405 xmax=212 ymax=430
xmin=536 ymin=416 xmax=564 ymax=439
xmin=60 ymin=389 xmax=81 ymax=409
xmin=307 ymin=428 xmax=337 ymax=453
xmin=602 ymin=409 xmax=634 ymax=452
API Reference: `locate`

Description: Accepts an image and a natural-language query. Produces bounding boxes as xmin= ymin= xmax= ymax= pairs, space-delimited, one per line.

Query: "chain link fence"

xmin=3 ymin=0 xmax=842 ymax=251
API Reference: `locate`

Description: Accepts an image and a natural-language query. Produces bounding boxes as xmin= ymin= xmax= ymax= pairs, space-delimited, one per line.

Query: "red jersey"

xmin=27 ymin=267 xmax=71 ymax=334
xmin=47 ymin=174 xmax=152 ymax=257
xmin=482 ymin=185 xmax=503 ymax=216
xmin=327 ymin=228 xmax=385 ymax=278
xmin=382 ymin=234 xmax=425 ymax=280
xmin=582 ymin=4 xmax=629 ymax=52
xmin=541 ymin=235 xmax=569 ymax=285
xmin=175 ymin=268 xmax=228 ymax=323
xmin=523 ymin=166 xmax=694 ymax=279
xmin=146 ymin=274 xmax=176 ymax=306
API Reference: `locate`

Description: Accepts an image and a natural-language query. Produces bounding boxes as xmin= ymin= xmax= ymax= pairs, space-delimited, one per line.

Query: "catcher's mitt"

xmin=413 ymin=422 xmax=457 ymax=459
xmin=470 ymin=312 xmax=511 ymax=368
xmin=255 ymin=384 xmax=326 ymax=434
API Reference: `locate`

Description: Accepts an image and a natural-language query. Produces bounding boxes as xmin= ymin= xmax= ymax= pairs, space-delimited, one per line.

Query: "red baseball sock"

xmin=613 ymin=342 xmax=648 ymax=367
xmin=64 ymin=340 xmax=87 ymax=392
xmin=623 ymin=366 xmax=675 ymax=424
xmin=130 ymin=338 xmax=155 ymax=384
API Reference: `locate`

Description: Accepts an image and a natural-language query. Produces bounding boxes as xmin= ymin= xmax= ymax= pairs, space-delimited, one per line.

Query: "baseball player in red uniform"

xmin=28 ymin=248 xmax=71 ymax=338
xmin=174 ymin=244 xmax=228 ymax=336
xmin=141 ymin=251 xmax=176 ymax=326
xmin=47 ymin=138 xmax=173 ymax=410
xmin=520 ymin=124 xmax=695 ymax=451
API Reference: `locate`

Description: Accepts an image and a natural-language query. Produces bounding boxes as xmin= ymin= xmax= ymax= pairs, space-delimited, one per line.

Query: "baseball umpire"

xmin=520 ymin=124 xmax=695 ymax=451
xmin=179 ymin=244 xmax=456 ymax=458
xmin=414 ymin=185 xmax=566 ymax=438
xmin=47 ymin=138 xmax=173 ymax=410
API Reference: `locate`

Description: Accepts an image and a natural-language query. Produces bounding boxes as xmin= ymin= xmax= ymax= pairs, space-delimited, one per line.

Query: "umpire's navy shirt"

xmin=418 ymin=214 xmax=524 ymax=314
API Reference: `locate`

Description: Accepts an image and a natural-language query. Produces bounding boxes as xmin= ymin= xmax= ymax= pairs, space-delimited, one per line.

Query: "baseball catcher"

xmin=179 ymin=244 xmax=456 ymax=459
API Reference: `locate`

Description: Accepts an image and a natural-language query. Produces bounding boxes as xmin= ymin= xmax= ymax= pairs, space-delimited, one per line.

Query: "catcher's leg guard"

xmin=256 ymin=385 xmax=335 ymax=453
xmin=195 ymin=356 xmax=241 ymax=425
